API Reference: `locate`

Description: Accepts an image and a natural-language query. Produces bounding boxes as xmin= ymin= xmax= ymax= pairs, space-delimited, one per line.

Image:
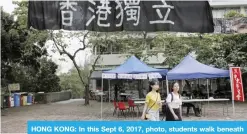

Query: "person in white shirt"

xmin=166 ymin=82 xmax=182 ymax=121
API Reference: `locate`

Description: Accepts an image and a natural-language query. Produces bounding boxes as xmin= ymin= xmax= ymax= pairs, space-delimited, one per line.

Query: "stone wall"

xmin=34 ymin=91 xmax=72 ymax=104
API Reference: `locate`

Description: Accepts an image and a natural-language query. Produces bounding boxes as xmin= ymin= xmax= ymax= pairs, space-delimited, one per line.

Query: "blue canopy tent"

xmin=166 ymin=55 xmax=229 ymax=93
xmin=104 ymin=55 xmax=168 ymax=75
xmin=99 ymin=56 xmax=168 ymax=119
xmin=165 ymin=55 xmax=231 ymax=116
xmin=165 ymin=55 xmax=230 ymax=110
xmin=102 ymin=56 xmax=168 ymax=80
xmin=167 ymin=55 xmax=229 ymax=80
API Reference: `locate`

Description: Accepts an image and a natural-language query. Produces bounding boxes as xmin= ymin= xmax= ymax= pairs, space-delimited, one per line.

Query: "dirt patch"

xmin=1 ymin=100 xmax=247 ymax=133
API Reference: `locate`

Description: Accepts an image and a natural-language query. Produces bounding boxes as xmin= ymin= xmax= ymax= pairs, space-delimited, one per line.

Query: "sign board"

xmin=8 ymin=83 xmax=20 ymax=91
xmin=230 ymin=67 xmax=245 ymax=102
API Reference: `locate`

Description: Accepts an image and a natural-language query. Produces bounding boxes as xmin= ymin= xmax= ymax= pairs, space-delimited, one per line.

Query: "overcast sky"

xmin=1 ymin=0 xmax=90 ymax=74
xmin=0 ymin=0 xmax=16 ymax=13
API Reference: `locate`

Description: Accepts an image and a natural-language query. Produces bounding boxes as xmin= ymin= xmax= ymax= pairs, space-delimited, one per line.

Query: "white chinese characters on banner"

xmin=60 ymin=0 xmax=78 ymax=26
xmin=149 ymin=0 xmax=174 ymax=25
xmin=87 ymin=0 xmax=112 ymax=27
xmin=85 ymin=0 xmax=175 ymax=27
xmin=115 ymin=0 xmax=124 ymax=27
xmin=86 ymin=0 xmax=96 ymax=26
xmin=102 ymin=73 xmax=116 ymax=79
xmin=124 ymin=0 xmax=141 ymax=26
xmin=133 ymin=74 xmax=147 ymax=79
xmin=118 ymin=74 xmax=133 ymax=79
xmin=96 ymin=0 xmax=112 ymax=27
xmin=148 ymin=73 xmax=162 ymax=79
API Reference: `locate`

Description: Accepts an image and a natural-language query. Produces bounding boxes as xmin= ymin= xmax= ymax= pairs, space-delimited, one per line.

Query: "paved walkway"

xmin=1 ymin=99 xmax=247 ymax=133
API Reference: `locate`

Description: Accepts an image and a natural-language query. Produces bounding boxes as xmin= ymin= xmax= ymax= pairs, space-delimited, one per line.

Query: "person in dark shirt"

xmin=114 ymin=84 xmax=119 ymax=101
xmin=182 ymin=91 xmax=201 ymax=117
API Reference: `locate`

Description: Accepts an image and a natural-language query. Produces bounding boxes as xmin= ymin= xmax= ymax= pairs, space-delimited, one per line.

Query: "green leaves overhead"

xmin=91 ymin=32 xmax=247 ymax=69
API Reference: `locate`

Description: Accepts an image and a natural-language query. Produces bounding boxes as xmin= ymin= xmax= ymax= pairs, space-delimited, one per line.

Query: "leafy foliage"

xmin=195 ymin=34 xmax=247 ymax=69
xmin=93 ymin=32 xmax=247 ymax=70
xmin=1 ymin=2 xmax=60 ymax=93
xmin=35 ymin=58 xmax=61 ymax=92
xmin=224 ymin=10 xmax=245 ymax=18
xmin=50 ymin=30 xmax=101 ymax=105
xmin=59 ymin=66 xmax=91 ymax=98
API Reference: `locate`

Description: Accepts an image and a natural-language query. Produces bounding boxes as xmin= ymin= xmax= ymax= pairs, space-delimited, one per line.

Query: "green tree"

xmin=1 ymin=10 xmax=20 ymax=86
xmin=35 ymin=58 xmax=61 ymax=92
xmin=59 ymin=66 xmax=90 ymax=98
xmin=12 ymin=1 xmax=48 ymax=69
xmin=1 ymin=2 xmax=61 ymax=93
xmin=221 ymin=34 xmax=247 ymax=67
xmin=195 ymin=34 xmax=247 ymax=69
xmin=1 ymin=9 xmax=40 ymax=88
xmin=50 ymin=31 xmax=103 ymax=105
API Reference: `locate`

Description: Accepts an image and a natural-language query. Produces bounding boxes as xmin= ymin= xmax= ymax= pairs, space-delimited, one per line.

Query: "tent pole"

xmin=229 ymin=69 xmax=235 ymax=116
xmin=210 ymin=79 xmax=212 ymax=93
xmin=207 ymin=79 xmax=209 ymax=116
xmin=166 ymin=76 xmax=169 ymax=94
xmin=182 ymin=80 xmax=184 ymax=92
xmin=101 ymin=77 xmax=103 ymax=120
xmin=207 ymin=79 xmax=209 ymax=99
xmin=108 ymin=80 xmax=110 ymax=103
xmin=128 ymin=80 xmax=130 ymax=93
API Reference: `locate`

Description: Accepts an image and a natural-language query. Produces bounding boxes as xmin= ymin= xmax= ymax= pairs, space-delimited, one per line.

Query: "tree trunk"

xmin=84 ymin=84 xmax=90 ymax=105
xmin=71 ymin=59 xmax=89 ymax=105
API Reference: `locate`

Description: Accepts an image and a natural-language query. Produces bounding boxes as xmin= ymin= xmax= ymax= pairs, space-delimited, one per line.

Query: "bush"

xmin=35 ymin=58 xmax=61 ymax=93
xmin=59 ymin=68 xmax=85 ymax=98
xmin=224 ymin=10 xmax=245 ymax=18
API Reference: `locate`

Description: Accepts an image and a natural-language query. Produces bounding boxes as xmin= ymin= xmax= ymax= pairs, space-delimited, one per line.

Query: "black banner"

xmin=28 ymin=0 xmax=214 ymax=33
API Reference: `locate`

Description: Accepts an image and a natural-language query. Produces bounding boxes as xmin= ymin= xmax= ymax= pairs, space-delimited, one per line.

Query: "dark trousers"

xmin=166 ymin=108 xmax=182 ymax=121
xmin=183 ymin=103 xmax=201 ymax=116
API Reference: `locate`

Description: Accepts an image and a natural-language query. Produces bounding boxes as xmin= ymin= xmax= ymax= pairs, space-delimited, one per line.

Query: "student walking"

xmin=166 ymin=82 xmax=182 ymax=121
xmin=141 ymin=79 xmax=161 ymax=121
